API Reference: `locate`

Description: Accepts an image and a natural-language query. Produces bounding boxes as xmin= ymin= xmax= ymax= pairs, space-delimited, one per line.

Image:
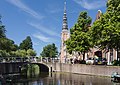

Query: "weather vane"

xmin=65 ymin=0 xmax=66 ymax=4
xmin=64 ymin=0 xmax=67 ymax=11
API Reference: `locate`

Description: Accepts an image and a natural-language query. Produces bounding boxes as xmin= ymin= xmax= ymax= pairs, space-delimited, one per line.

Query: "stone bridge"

xmin=0 ymin=62 xmax=53 ymax=74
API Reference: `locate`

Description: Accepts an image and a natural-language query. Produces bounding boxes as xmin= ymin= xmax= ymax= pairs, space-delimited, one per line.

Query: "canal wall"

xmin=0 ymin=63 xmax=22 ymax=74
xmin=0 ymin=62 xmax=119 ymax=77
xmin=51 ymin=63 xmax=120 ymax=77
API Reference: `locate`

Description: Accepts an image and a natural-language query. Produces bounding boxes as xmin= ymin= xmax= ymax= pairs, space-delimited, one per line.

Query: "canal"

xmin=1 ymin=72 xmax=119 ymax=85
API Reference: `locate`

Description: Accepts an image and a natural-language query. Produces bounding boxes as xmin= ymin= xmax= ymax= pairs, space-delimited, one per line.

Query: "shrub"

xmin=112 ymin=60 xmax=120 ymax=66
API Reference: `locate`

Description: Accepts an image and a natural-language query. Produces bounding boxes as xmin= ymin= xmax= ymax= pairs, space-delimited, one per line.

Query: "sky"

xmin=0 ymin=0 xmax=107 ymax=56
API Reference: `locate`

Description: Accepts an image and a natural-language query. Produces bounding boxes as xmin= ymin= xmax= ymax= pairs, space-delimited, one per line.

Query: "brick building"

xmin=60 ymin=2 xmax=119 ymax=64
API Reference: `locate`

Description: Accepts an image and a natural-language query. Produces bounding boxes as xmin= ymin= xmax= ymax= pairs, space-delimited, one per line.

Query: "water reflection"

xmin=2 ymin=72 xmax=119 ymax=85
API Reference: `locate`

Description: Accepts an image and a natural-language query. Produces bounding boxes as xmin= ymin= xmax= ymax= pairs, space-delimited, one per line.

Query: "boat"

xmin=111 ymin=72 xmax=120 ymax=82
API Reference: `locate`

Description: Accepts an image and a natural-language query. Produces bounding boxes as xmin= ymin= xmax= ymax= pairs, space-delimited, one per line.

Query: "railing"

xmin=0 ymin=57 xmax=37 ymax=63
xmin=0 ymin=57 xmax=60 ymax=63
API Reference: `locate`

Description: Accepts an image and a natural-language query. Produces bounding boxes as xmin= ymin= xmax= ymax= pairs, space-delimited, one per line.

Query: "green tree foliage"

xmin=0 ymin=16 xmax=37 ymax=57
xmin=0 ymin=38 xmax=18 ymax=52
xmin=15 ymin=50 xmax=27 ymax=57
xmin=27 ymin=49 xmax=36 ymax=57
xmin=0 ymin=16 xmax=19 ymax=57
xmin=0 ymin=50 xmax=10 ymax=57
xmin=19 ymin=36 xmax=33 ymax=50
xmin=66 ymin=11 xmax=92 ymax=60
xmin=0 ymin=15 xmax=6 ymax=38
xmin=0 ymin=25 xmax=6 ymax=38
xmin=40 ymin=43 xmax=58 ymax=58
xmin=9 ymin=51 xmax=17 ymax=57
xmin=89 ymin=0 xmax=120 ymax=50
xmin=9 ymin=49 xmax=36 ymax=57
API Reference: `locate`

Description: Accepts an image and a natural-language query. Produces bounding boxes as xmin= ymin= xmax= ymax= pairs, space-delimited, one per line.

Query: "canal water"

xmin=2 ymin=72 xmax=119 ymax=85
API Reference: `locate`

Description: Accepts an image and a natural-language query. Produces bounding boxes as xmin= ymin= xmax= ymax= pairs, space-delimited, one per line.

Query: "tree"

xmin=27 ymin=49 xmax=36 ymax=57
xmin=106 ymin=0 xmax=120 ymax=50
xmin=0 ymin=50 xmax=10 ymax=57
xmin=90 ymin=0 xmax=120 ymax=51
xmin=65 ymin=11 xmax=92 ymax=60
xmin=0 ymin=15 xmax=6 ymax=38
xmin=19 ymin=36 xmax=33 ymax=50
xmin=0 ymin=38 xmax=18 ymax=52
xmin=15 ymin=50 xmax=27 ymax=57
xmin=40 ymin=43 xmax=58 ymax=58
xmin=0 ymin=15 xmax=18 ymax=57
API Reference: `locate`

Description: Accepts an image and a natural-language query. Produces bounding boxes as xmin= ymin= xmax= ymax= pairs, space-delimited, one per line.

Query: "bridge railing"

xmin=0 ymin=57 xmax=60 ymax=63
xmin=36 ymin=57 xmax=60 ymax=63
xmin=0 ymin=57 xmax=36 ymax=63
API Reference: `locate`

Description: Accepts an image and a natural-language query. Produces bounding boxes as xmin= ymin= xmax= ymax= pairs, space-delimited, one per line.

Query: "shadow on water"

xmin=0 ymin=72 xmax=49 ymax=85
xmin=0 ymin=64 xmax=50 ymax=85
xmin=0 ymin=72 xmax=120 ymax=85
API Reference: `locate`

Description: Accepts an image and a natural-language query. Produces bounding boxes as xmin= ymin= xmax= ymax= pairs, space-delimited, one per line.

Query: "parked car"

xmin=96 ymin=57 xmax=107 ymax=65
xmin=102 ymin=58 xmax=107 ymax=65
xmin=86 ymin=57 xmax=107 ymax=65
xmin=86 ymin=58 xmax=94 ymax=65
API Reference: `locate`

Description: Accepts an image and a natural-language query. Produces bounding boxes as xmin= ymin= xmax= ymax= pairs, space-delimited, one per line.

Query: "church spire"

xmin=62 ymin=0 xmax=68 ymax=30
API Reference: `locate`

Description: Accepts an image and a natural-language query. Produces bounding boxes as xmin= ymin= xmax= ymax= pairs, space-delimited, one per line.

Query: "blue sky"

xmin=0 ymin=0 xmax=107 ymax=56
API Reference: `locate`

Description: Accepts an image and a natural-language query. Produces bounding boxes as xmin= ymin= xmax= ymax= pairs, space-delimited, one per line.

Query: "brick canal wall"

xmin=51 ymin=63 xmax=120 ymax=77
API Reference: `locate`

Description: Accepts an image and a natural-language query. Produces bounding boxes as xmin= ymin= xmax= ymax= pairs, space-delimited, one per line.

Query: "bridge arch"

xmin=21 ymin=62 xmax=49 ymax=73
xmin=31 ymin=63 xmax=49 ymax=72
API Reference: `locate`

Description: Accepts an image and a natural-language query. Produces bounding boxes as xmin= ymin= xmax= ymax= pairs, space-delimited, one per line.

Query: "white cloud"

xmin=45 ymin=7 xmax=62 ymax=14
xmin=48 ymin=9 xmax=61 ymax=14
xmin=45 ymin=3 xmax=62 ymax=14
xmin=73 ymin=0 xmax=107 ymax=10
xmin=28 ymin=22 xmax=60 ymax=37
xmin=7 ymin=0 xmax=44 ymax=19
xmin=33 ymin=33 xmax=58 ymax=43
xmin=33 ymin=33 xmax=50 ymax=42
xmin=33 ymin=41 xmax=39 ymax=46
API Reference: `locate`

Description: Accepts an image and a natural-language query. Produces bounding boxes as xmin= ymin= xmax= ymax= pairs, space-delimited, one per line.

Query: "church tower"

xmin=60 ymin=1 xmax=69 ymax=63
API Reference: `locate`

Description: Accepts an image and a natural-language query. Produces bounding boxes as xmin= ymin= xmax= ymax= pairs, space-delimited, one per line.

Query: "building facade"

xmin=88 ymin=10 xmax=119 ymax=65
xmin=60 ymin=3 xmax=119 ymax=64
